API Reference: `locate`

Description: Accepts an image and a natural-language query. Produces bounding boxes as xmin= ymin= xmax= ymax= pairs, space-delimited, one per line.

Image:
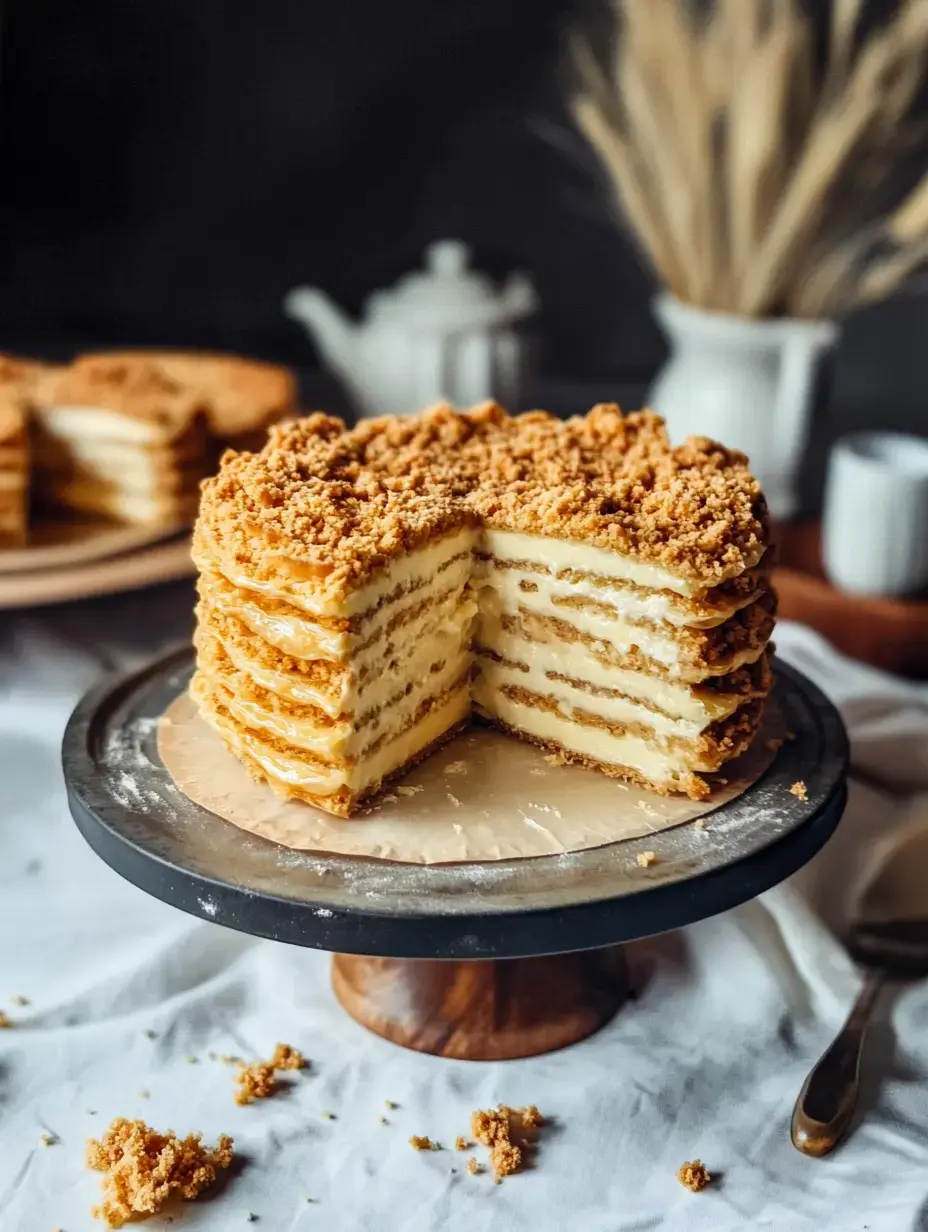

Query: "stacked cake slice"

xmin=192 ymin=404 xmax=775 ymax=816
xmin=0 ymin=356 xmax=43 ymax=547
xmin=31 ymin=356 xmax=211 ymax=527
xmin=0 ymin=398 xmax=30 ymax=547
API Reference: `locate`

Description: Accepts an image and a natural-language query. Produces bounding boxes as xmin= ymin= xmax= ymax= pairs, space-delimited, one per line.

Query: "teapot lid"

xmin=366 ymin=240 xmax=536 ymax=331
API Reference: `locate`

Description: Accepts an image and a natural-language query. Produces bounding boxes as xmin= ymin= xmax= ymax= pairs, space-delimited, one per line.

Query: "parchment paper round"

xmin=157 ymin=692 xmax=779 ymax=865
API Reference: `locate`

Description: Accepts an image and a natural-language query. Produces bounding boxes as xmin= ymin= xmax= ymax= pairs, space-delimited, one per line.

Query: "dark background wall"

xmin=0 ymin=0 xmax=925 ymax=505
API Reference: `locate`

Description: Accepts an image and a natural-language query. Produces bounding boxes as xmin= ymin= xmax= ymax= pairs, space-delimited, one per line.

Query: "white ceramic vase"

xmin=649 ymin=294 xmax=839 ymax=521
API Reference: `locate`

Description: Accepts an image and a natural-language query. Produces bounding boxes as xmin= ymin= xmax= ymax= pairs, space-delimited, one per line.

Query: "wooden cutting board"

xmin=775 ymin=522 xmax=928 ymax=678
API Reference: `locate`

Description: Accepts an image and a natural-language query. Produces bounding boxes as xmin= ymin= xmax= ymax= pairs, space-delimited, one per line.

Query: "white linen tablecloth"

xmin=2 ymin=582 xmax=928 ymax=1232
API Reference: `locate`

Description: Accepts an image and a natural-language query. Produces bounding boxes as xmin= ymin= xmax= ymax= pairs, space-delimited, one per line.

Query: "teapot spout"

xmin=284 ymin=286 xmax=357 ymax=379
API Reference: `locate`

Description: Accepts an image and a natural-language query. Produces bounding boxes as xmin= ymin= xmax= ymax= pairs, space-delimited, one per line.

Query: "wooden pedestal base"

xmin=331 ymin=948 xmax=629 ymax=1060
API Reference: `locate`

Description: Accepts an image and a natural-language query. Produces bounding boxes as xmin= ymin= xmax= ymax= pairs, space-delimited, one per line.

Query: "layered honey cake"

xmin=32 ymin=356 xmax=212 ymax=526
xmin=0 ymin=356 xmax=43 ymax=546
xmin=0 ymin=398 xmax=30 ymax=547
xmin=88 ymin=351 xmax=297 ymax=453
xmin=191 ymin=404 xmax=775 ymax=817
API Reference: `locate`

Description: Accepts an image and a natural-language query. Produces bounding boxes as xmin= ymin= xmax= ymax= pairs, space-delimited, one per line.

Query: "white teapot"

xmin=284 ymin=240 xmax=537 ymax=418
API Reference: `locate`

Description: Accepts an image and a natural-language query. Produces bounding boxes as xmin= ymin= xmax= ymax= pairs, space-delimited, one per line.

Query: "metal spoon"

xmin=791 ymin=805 xmax=928 ymax=1157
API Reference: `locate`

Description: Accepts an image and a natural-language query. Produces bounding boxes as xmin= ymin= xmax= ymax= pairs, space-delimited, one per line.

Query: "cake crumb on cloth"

xmin=86 ymin=1117 xmax=233 ymax=1228
xmin=470 ymin=1105 xmax=545 ymax=1178
xmin=233 ymin=1043 xmax=306 ymax=1103
xmin=234 ymin=1062 xmax=277 ymax=1106
xmin=270 ymin=1042 xmax=305 ymax=1070
xmin=677 ymin=1159 xmax=712 ymax=1192
xmin=409 ymin=1135 xmax=440 ymax=1151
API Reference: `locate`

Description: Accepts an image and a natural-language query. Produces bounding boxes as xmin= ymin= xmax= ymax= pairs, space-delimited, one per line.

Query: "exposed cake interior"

xmin=191 ymin=404 xmax=774 ymax=816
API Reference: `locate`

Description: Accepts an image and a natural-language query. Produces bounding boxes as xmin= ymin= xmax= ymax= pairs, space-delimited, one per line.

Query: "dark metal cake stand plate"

xmin=64 ymin=649 xmax=848 ymax=1059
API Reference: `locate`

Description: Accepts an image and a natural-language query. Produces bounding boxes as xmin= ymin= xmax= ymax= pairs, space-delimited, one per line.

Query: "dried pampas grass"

xmin=572 ymin=0 xmax=928 ymax=318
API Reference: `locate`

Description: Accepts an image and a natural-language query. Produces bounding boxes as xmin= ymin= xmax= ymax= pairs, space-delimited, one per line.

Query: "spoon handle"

xmin=791 ymin=970 xmax=884 ymax=1157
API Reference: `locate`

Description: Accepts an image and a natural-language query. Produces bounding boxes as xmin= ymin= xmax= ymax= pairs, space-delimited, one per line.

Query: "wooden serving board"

xmin=0 ymin=515 xmax=188 ymax=575
xmin=0 ymin=533 xmax=195 ymax=609
xmin=775 ymin=521 xmax=928 ymax=678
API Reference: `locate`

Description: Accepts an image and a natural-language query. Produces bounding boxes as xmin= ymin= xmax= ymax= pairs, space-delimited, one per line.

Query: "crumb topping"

xmin=197 ymin=404 xmax=768 ymax=598
xmin=677 ymin=1159 xmax=712 ymax=1192
xmin=86 ymin=1117 xmax=233 ymax=1228
xmin=789 ymin=780 xmax=808 ymax=800
xmin=87 ymin=351 xmax=296 ymax=437
xmin=51 ymin=356 xmax=206 ymax=430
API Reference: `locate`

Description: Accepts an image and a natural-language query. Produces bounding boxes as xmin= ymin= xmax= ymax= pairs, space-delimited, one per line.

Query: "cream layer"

xmin=476 ymin=620 xmax=740 ymax=724
xmin=198 ymin=527 xmax=481 ymax=619
xmin=481 ymin=530 xmax=764 ymax=598
xmin=199 ymin=526 xmax=764 ymax=619
xmin=207 ymin=649 xmax=471 ymax=763
xmin=198 ymin=681 xmax=471 ymax=796
xmin=477 ymin=559 xmax=757 ymax=630
xmin=477 ymin=654 xmax=706 ymax=739
xmin=36 ymin=405 xmax=184 ymax=446
xmin=35 ymin=459 xmax=198 ymax=494
xmin=45 ymin=481 xmax=197 ymax=523
xmin=476 ymin=579 xmax=707 ymax=671
xmin=211 ymin=553 xmax=474 ymax=662
xmin=208 ymin=592 xmax=477 ymax=719
xmin=473 ymin=683 xmax=710 ymax=784
xmin=32 ymin=435 xmax=201 ymax=469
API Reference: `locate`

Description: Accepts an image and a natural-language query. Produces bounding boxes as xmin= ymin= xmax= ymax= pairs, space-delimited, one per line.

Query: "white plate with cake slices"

xmin=0 ymin=529 xmax=195 ymax=609
xmin=0 ymin=515 xmax=190 ymax=575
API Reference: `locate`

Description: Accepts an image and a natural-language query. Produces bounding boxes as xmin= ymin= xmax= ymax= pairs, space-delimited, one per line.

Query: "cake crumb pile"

xmin=269 ymin=1042 xmax=305 ymax=1070
xmin=470 ymin=1104 xmax=545 ymax=1178
xmin=85 ymin=1117 xmax=233 ymax=1228
xmin=234 ymin=1062 xmax=277 ymax=1106
xmin=409 ymin=1135 xmax=440 ymax=1151
xmin=677 ymin=1159 xmax=712 ymax=1192
xmin=234 ymin=1041 xmax=306 ymax=1104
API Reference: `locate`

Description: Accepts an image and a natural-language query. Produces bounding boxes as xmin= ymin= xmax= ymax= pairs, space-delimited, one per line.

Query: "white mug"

xmin=822 ymin=432 xmax=928 ymax=598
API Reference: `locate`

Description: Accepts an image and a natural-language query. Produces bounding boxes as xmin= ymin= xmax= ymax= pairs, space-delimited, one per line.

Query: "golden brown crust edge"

xmin=196 ymin=403 xmax=769 ymax=602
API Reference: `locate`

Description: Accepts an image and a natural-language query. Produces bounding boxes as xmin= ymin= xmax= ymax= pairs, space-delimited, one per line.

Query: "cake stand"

xmin=63 ymin=649 xmax=848 ymax=1060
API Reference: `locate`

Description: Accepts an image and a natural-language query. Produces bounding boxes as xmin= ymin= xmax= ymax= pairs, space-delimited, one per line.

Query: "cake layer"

xmin=473 ymin=684 xmax=761 ymax=799
xmin=194 ymin=523 xmax=480 ymax=620
xmin=39 ymin=479 xmax=199 ymax=524
xmin=197 ymin=545 xmax=475 ymax=663
xmin=197 ymin=581 xmax=477 ymax=718
xmin=196 ymin=623 xmax=473 ymax=763
xmin=31 ymin=431 xmax=207 ymax=471
xmin=475 ymin=659 xmax=761 ymax=757
xmin=192 ymin=670 xmax=471 ymax=811
xmin=480 ymin=529 xmax=766 ymax=604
